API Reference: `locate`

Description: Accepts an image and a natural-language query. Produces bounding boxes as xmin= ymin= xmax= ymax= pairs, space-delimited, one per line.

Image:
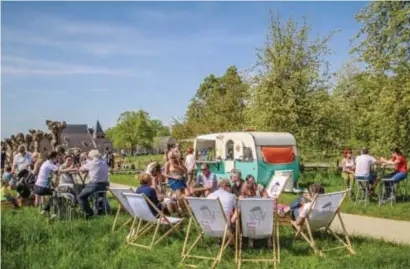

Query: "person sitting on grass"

xmin=136 ymin=173 xmax=162 ymax=216
xmin=278 ymin=183 xmax=325 ymax=227
xmin=355 ymin=147 xmax=382 ymax=193
xmin=380 ymin=148 xmax=408 ymax=194
xmin=1 ymin=178 xmax=20 ymax=208
xmin=189 ymin=163 xmax=218 ymax=197
xmin=2 ymin=166 xmax=14 ymax=188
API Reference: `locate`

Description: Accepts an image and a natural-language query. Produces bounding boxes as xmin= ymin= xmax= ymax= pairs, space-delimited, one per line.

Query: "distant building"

xmin=60 ymin=120 xmax=112 ymax=153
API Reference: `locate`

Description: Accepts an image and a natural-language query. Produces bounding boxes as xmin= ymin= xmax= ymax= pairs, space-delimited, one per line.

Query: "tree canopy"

xmin=170 ymin=4 xmax=410 ymax=158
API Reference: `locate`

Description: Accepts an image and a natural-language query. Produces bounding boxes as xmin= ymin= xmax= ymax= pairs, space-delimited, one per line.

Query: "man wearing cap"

xmin=207 ymin=179 xmax=237 ymax=223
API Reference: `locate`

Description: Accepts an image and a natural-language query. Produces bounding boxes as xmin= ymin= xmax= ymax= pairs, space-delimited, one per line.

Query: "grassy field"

xmin=109 ymin=169 xmax=410 ymax=221
xmin=2 ymin=202 xmax=410 ymax=269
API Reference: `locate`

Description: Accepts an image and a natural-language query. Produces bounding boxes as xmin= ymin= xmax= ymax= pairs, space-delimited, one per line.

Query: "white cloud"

xmin=2 ymin=55 xmax=150 ymax=77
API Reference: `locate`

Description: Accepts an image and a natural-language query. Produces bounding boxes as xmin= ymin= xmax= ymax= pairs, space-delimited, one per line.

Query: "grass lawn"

xmin=2 ymin=203 xmax=410 ymax=269
xmin=110 ymin=170 xmax=410 ymax=221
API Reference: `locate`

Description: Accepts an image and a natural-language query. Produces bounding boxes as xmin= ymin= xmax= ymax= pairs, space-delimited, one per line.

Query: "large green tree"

xmin=184 ymin=65 xmax=248 ymax=136
xmin=352 ymin=1 xmax=410 ymax=74
xmin=246 ymin=13 xmax=336 ymax=151
xmin=151 ymin=119 xmax=171 ymax=137
xmin=106 ymin=110 xmax=156 ymax=153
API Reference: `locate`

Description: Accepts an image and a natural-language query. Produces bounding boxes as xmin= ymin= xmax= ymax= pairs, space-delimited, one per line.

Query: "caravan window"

xmin=260 ymin=146 xmax=295 ymax=164
xmin=226 ymin=140 xmax=234 ymax=160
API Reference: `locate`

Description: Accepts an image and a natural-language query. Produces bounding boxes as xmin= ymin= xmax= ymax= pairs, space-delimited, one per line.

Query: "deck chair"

xmin=266 ymin=174 xmax=291 ymax=198
xmin=236 ymin=198 xmax=279 ymax=269
xmin=122 ymin=193 xmax=183 ymax=250
xmin=292 ymin=190 xmax=355 ymax=256
xmin=109 ymin=187 xmax=135 ymax=231
xmin=181 ymin=197 xmax=234 ymax=269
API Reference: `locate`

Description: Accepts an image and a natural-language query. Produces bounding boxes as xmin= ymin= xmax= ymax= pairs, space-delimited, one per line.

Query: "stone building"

xmin=60 ymin=120 xmax=112 ymax=153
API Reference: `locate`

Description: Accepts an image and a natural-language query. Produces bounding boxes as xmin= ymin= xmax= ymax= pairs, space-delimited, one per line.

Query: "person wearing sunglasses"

xmin=190 ymin=163 xmax=218 ymax=197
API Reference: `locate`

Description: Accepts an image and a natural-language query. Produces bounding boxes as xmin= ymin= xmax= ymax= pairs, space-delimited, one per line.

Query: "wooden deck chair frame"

xmin=180 ymin=197 xmax=234 ymax=269
xmin=292 ymin=190 xmax=355 ymax=257
xmin=109 ymin=188 xmax=134 ymax=232
xmin=124 ymin=193 xmax=183 ymax=250
xmin=236 ymin=198 xmax=279 ymax=269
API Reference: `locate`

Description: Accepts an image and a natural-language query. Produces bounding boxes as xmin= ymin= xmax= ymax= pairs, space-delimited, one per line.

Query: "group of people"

xmin=135 ymin=145 xmax=323 ymax=248
xmin=1 ymin=145 xmax=111 ymax=219
xmin=341 ymin=147 xmax=408 ymax=197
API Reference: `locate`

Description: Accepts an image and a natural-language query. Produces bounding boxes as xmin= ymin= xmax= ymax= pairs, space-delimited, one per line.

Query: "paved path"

xmin=110 ymin=183 xmax=410 ymax=245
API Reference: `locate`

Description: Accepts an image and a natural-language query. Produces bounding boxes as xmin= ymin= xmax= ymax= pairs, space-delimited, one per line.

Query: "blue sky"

xmin=1 ymin=1 xmax=368 ymax=138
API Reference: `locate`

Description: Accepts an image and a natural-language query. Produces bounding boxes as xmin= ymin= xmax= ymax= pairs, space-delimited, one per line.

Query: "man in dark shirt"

xmin=230 ymin=169 xmax=244 ymax=197
xmin=135 ymin=173 xmax=162 ymax=216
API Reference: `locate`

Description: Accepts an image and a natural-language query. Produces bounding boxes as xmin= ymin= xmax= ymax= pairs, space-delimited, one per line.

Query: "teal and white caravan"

xmin=194 ymin=132 xmax=301 ymax=192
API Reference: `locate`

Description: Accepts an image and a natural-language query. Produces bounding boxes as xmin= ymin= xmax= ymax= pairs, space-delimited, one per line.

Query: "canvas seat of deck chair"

xmin=109 ymin=187 xmax=135 ymax=231
xmin=236 ymin=197 xmax=279 ymax=269
xmin=292 ymin=190 xmax=355 ymax=256
xmin=181 ymin=197 xmax=234 ymax=269
xmin=122 ymin=193 xmax=183 ymax=250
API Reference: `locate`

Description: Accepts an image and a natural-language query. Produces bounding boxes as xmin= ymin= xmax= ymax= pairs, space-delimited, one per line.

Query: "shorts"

xmin=168 ymin=178 xmax=187 ymax=191
xmin=355 ymin=174 xmax=377 ymax=184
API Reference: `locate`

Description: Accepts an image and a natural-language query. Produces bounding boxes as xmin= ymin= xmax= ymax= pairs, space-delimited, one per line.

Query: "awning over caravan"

xmin=249 ymin=132 xmax=296 ymax=146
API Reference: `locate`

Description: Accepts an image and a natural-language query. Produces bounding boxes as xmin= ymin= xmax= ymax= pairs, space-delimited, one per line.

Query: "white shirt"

xmin=80 ymin=159 xmax=109 ymax=184
xmin=196 ymin=173 xmax=218 ymax=192
xmin=185 ymin=154 xmax=196 ymax=172
xmin=355 ymin=154 xmax=376 ymax=177
xmin=298 ymin=202 xmax=312 ymax=218
xmin=208 ymin=189 xmax=236 ymax=218
xmin=13 ymin=152 xmax=33 ymax=172
xmin=35 ymin=160 xmax=59 ymax=188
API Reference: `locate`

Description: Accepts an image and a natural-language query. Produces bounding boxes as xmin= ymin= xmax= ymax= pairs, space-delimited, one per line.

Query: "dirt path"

xmin=110 ymin=182 xmax=410 ymax=245
xmin=330 ymin=213 xmax=410 ymax=245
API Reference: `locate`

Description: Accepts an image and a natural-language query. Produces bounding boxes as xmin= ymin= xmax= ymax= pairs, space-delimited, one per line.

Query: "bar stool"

xmin=91 ymin=191 xmax=110 ymax=215
xmin=38 ymin=194 xmax=53 ymax=215
xmin=379 ymin=178 xmax=396 ymax=206
xmin=396 ymin=178 xmax=408 ymax=201
xmin=354 ymin=179 xmax=370 ymax=206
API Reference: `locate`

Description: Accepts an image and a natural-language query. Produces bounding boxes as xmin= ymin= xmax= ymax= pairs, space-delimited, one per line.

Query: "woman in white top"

xmin=34 ymin=151 xmax=77 ymax=215
xmin=341 ymin=150 xmax=355 ymax=192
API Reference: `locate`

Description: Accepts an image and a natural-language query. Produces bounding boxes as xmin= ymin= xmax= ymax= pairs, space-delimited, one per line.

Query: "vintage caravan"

xmin=194 ymin=132 xmax=301 ymax=192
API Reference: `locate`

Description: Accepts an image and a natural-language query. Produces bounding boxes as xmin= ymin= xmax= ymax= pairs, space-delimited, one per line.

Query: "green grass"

xmin=2 ymin=205 xmax=410 ymax=269
xmin=110 ymin=170 xmax=410 ymax=221
xmin=117 ymin=155 xmax=163 ymax=170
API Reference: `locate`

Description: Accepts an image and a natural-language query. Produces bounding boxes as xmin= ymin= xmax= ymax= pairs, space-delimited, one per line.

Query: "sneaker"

xmin=40 ymin=210 xmax=48 ymax=215
xmin=50 ymin=214 xmax=57 ymax=220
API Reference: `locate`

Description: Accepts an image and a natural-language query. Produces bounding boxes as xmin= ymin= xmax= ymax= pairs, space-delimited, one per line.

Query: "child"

xmin=2 ymin=166 xmax=14 ymax=188
xmin=278 ymin=183 xmax=325 ymax=226
xmin=1 ymin=179 xmax=20 ymax=208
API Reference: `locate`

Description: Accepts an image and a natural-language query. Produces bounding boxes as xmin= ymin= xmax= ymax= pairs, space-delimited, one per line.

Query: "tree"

xmin=246 ymin=12 xmax=335 ymax=151
xmin=352 ymin=1 xmax=410 ymax=74
xmin=184 ymin=65 xmax=248 ymax=136
xmin=151 ymin=119 xmax=171 ymax=137
xmin=105 ymin=110 xmax=156 ymax=154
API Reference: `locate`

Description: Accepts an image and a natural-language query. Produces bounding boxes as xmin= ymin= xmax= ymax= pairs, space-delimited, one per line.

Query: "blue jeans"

xmin=289 ymin=196 xmax=303 ymax=221
xmin=77 ymin=182 xmax=109 ymax=217
xmin=383 ymin=172 xmax=407 ymax=189
xmin=355 ymin=173 xmax=377 ymax=184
